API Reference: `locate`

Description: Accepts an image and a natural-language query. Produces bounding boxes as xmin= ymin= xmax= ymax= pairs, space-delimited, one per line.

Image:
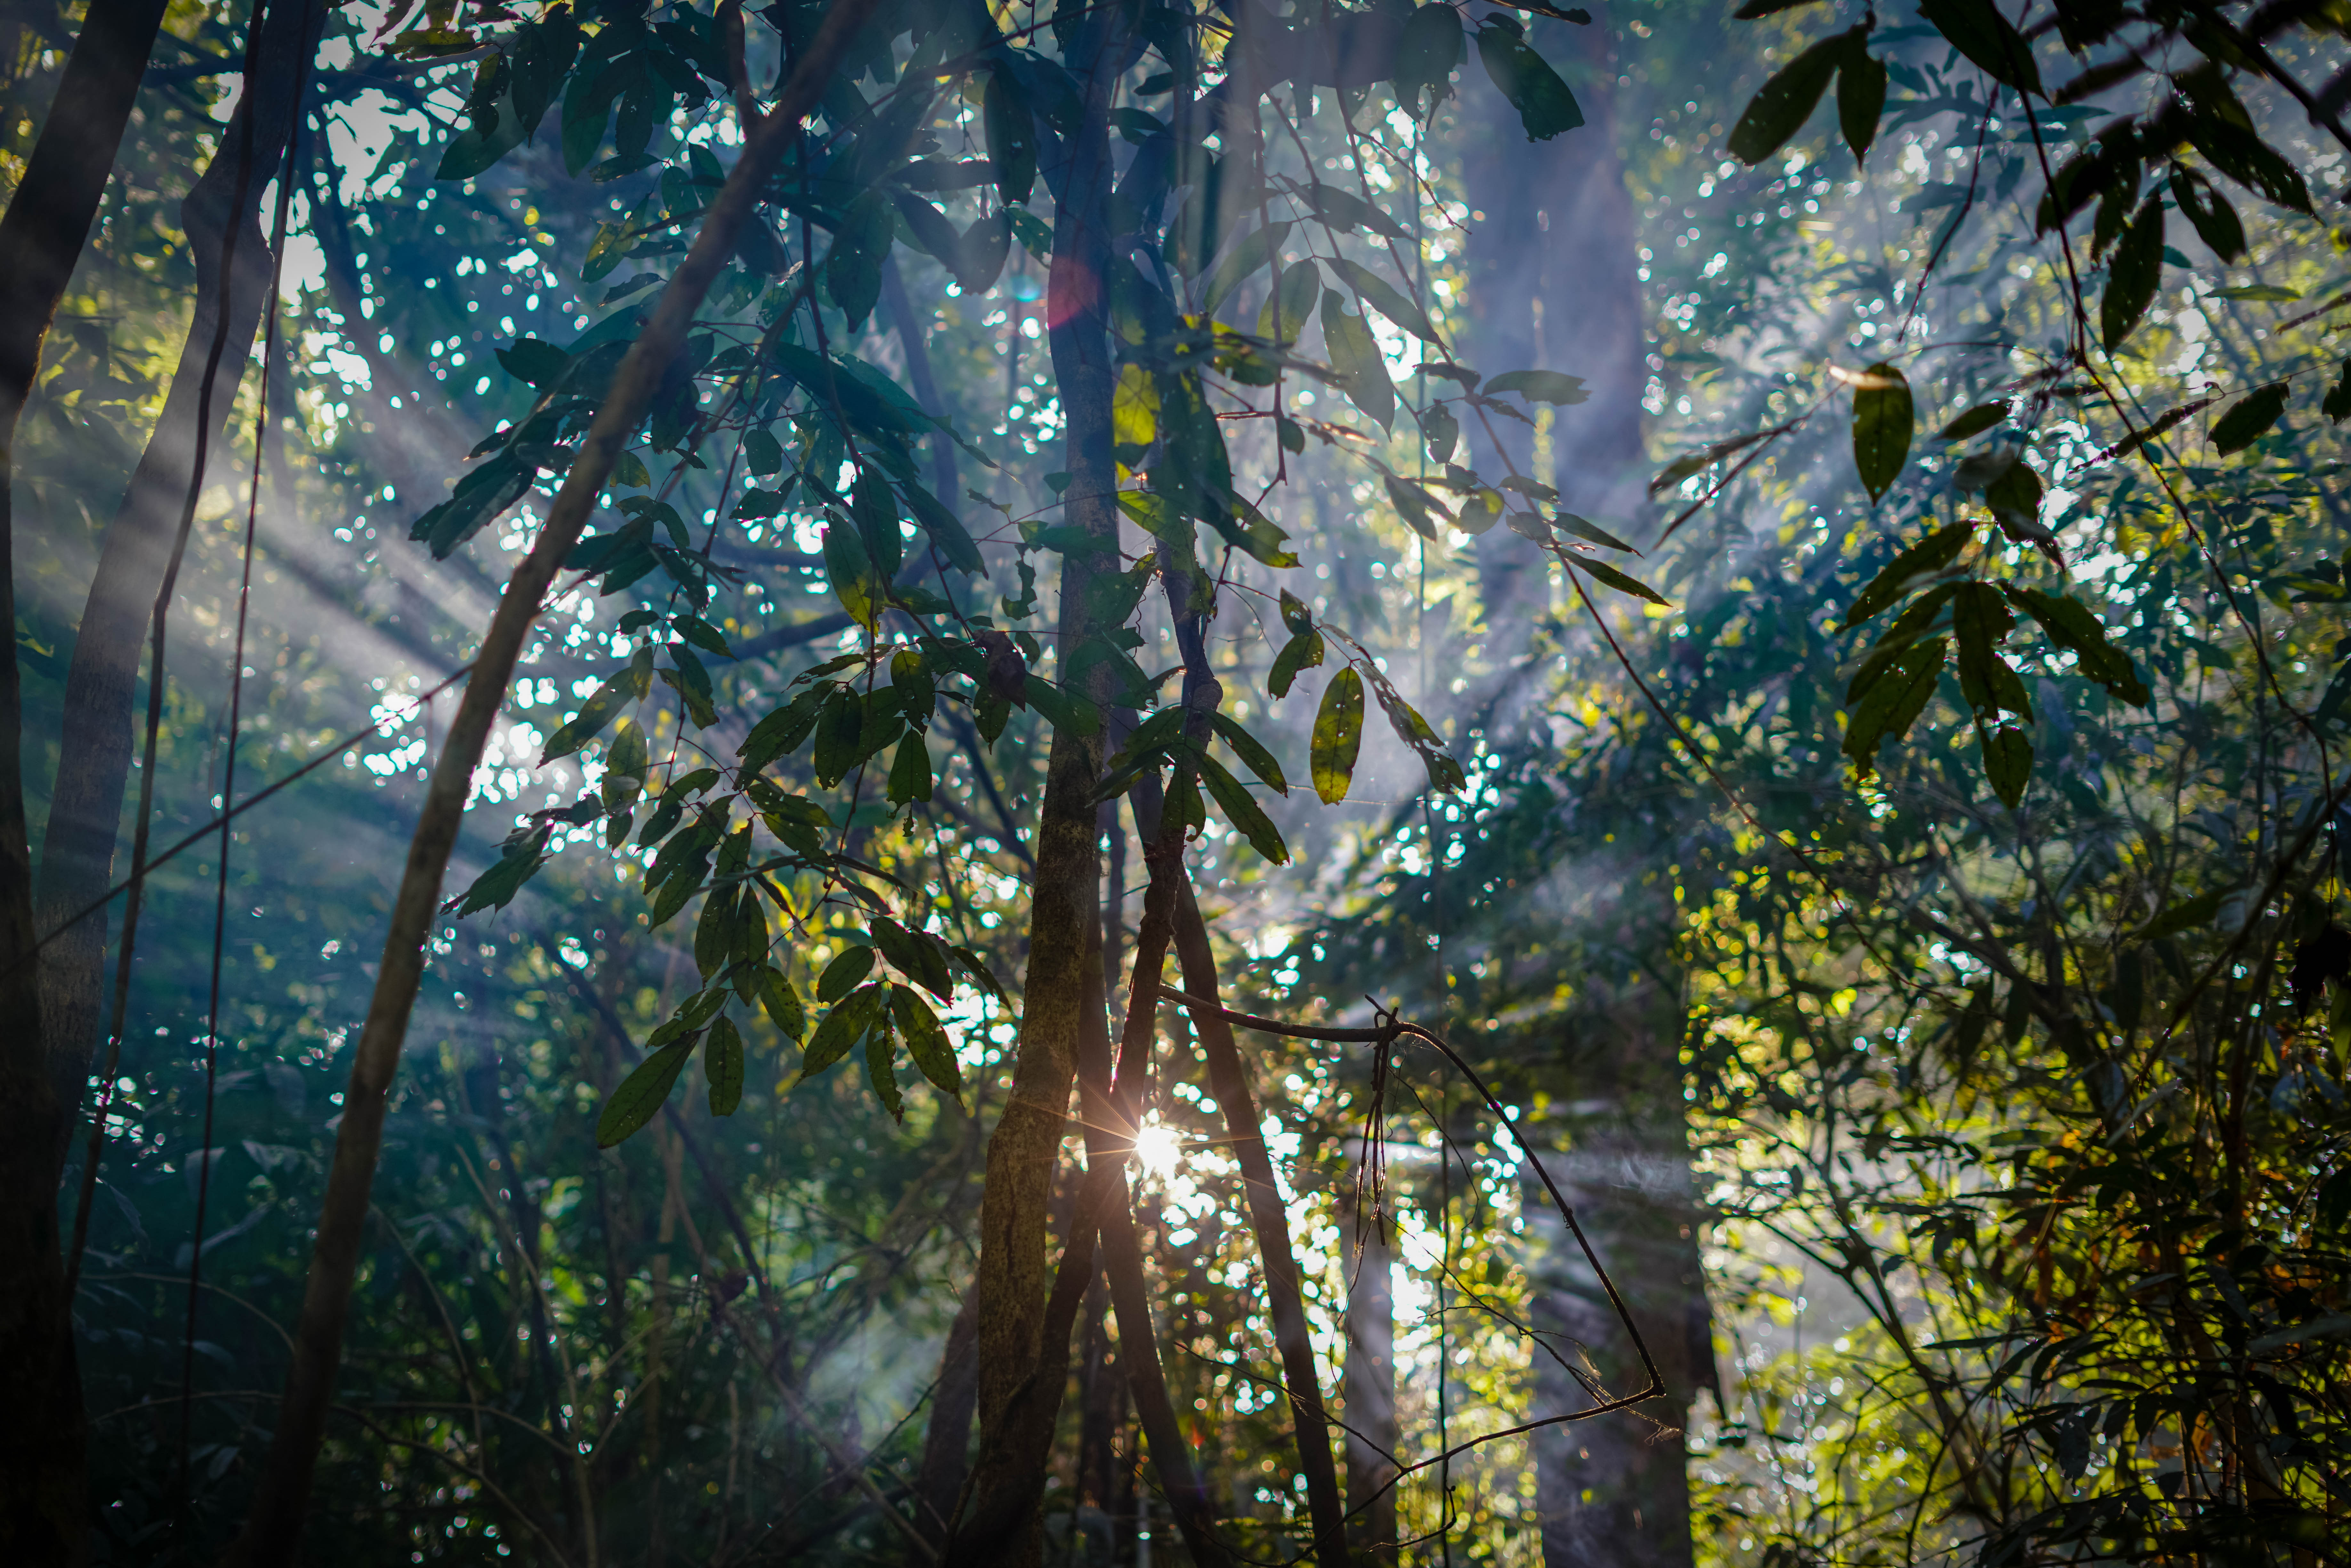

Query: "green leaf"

xmin=1979 ymin=722 xmax=2033 ymax=808
xmin=542 ymin=674 xmax=635 ymax=763
xmin=2211 ymin=383 xmax=2287 ymax=454
xmin=821 ymin=514 xmax=885 ymax=627
xmin=1385 ymin=476 xmax=1443 ymax=541
xmin=450 ymin=826 xmax=551 ymax=918
xmin=824 ymin=190 xmax=894 ymax=331
xmin=887 ymin=731 xmax=934 ymax=804
xmin=497 ymin=337 xmax=571 ymax=389
xmin=1842 ymin=635 xmax=1946 ymax=776
xmin=1202 ymin=222 xmax=1290 ymax=318
xmin=984 ymin=65 xmax=1036 ymax=207
xmin=1844 ymin=522 xmax=1974 ymax=630
xmin=1393 ymin=4 xmax=1464 ymax=115
xmin=2133 ymin=887 xmax=2230 ymax=941
xmin=1196 ymin=752 xmax=1289 ymax=864
xmin=1421 ymin=401 xmax=1459 ymax=462
xmin=817 ymin=944 xmax=874 ymax=1003
xmin=1726 ymin=29 xmax=1847 ymax=166
xmin=900 ymin=479 xmax=986 ymax=575
xmin=704 ymin=1016 xmax=744 ymax=1115
xmin=1211 ymin=713 xmax=1289 ymax=796
xmin=2185 ymin=114 xmax=2313 ymax=215
xmin=2214 ymin=285 xmax=2300 ymax=302
xmin=1837 ymin=46 xmax=1887 ymax=162
xmin=1269 ymin=629 xmax=1325 ymax=699
xmin=2101 ymin=195 xmax=2164 ymax=352
xmin=1304 ymin=184 xmax=1408 ymax=241
xmin=801 ymin=983 xmax=885 ymax=1079
xmin=1483 ymin=369 xmax=1590 ymax=406
xmin=1555 ymin=513 xmax=1633 ymax=552
xmin=2169 ymin=162 xmax=2244 ymax=262
xmin=890 ymin=984 xmax=962 ymax=1100
xmin=1850 ymin=360 xmax=1913 ymax=503
xmin=596 ymin=1040 xmax=694 ymax=1147
xmin=761 ymin=967 xmax=807 ymax=1040
xmin=2000 ymin=583 xmax=2151 ymax=706
xmin=1475 ymin=20 xmax=1584 ymax=141
xmin=1916 ymin=0 xmax=2040 ymax=96
xmin=1257 ymin=259 xmax=1323 ymax=346
xmin=1320 ymin=289 xmax=1395 ymax=430
xmin=1326 ymin=257 xmax=1440 ymax=344
xmin=1951 ymin=582 xmax=2023 ymax=722
xmin=1025 ymin=673 xmax=1102 ymax=736
xmin=1938 ymin=401 xmax=2009 ymax=440
xmin=2325 ymin=360 xmax=2351 ymax=424
xmin=1576 ymin=558 xmax=1672 ymax=607
xmin=1312 ymin=666 xmax=1365 ymax=804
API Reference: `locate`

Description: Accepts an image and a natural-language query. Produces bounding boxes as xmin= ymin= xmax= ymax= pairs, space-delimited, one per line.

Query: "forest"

xmin=1 ymin=0 xmax=2346 ymax=1564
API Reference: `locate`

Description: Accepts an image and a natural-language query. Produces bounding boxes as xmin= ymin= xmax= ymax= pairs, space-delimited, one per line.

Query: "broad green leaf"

xmin=1576 ymin=558 xmax=1673 ymax=607
xmin=1843 ymin=522 xmax=1974 ymax=630
xmin=1269 ymin=629 xmax=1325 ymax=699
xmin=1385 ymin=475 xmax=1443 ymax=540
xmin=1979 ymin=722 xmax=2033 ymax=808
xmin=1025 ymin=675 xmax=1103 ymax=736
xmin=2133 ymin=887 xmax=2231 ymax=941
xmin=2326 ymin=360 xmax=2351 ymax=424
xmin=823 ymin=190 xmax=895 ymax=331
xmin=1326 ymin=257 xmax=1439 ymax=344
xmin=1475 ymin=19 xmax=1584 ymax=141
xmin=542 ymin=674 xmax=635 ymax=763
xmin=1113 ymin=364 xmax=1160 ymax=448
xmin=1916 ymin=0 xmax=2041 ymax=96
xmin=2185 ymin=114 xmax=2313 ymax=215
xmin=1305 ymin=184 xmax=1408 ymax=240
xmin=761 ymin=967 xmax=806 ymax=1040
xmin=1312 ymin=666 xmax=1366 ymax=804
xmin=984 ymin=65 xmax=1036 ymax=206
xmin=1556 ymin=513 xmax=1634 ymax=552
xmin=1257 ymin=260 xmax=1322 ymax=345
xmin=817 ymin=944 xmax=874 ymax=1002
xmin=1202 ymin=222 xmax=1290 ymax=317
xmin=1842 ymin=635 xmax=1946 ymax=776
xmin=1951 ymin=582 xmax=2022 ymax=723
xmin=2101 ymin=196 xmax=2163 ymax=351
xmin=1838 ymin=46 xmax=1887 ymax=162
xmin=1483 ymin=369 xmax=1590 ymax=406
xmin=704 ymin=1016 xmax=744 ymax=1115
xmin=596 ymin=1040 xmax=694 ymax=1147
xmin=1939 ymin=401 xmax=2009 ymax=440
xmin=1849 ymin=361 xmax=1913 ymax=503
xmin=900 ymin=479 xmax=985 ymax=575
xmin=2211 ymin=383 xmax=2287 ymax=454
xmin=1320 ymin=290 xmax=1395 ymax=430
xmin=2169 ymin=162 xmax=2244 ymax=262
xmin=497 ymin=337 xmax=569 ymax=388
xmin=1197 ymin=751 xmax=1289 ymax=864
xmin=851 ymin=467 xmax=904 ymax=578
xmin=1726 ymin=28 xmax=1848 ymax=166
xmin=801 ymin=983 xmax=885 ymax=1080
xmin=821 ymin=515 xmax=884 ymax=627
xmin=890 ymin=985 xmax=961 ymax=1099
xmin=887 ymin=732 xmax=933 ymax=804
xmin=1393 ymin=4 xmax=1464 ymax=115
xmin=450 ymin=826 xmax=551 ymax=918
xmin=2001 ymin=584 xmax=2151 ymax=705
xmin=1211 ymin=713 xmax=1289 ymax=796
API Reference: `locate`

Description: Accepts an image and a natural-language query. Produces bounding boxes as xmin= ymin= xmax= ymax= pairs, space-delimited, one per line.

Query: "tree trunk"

xmin=1458 ymin=8 xmax=1647 ymax=639
xmin=32 ymin=0 xmax=326 ymax=1178
xmin=948 ymin=9 xmax=1132 ymax=1561
xmin=1529 ymin=970 xmax=1707 ymax=1568
xmin=0 ymin=1 xmax=175 ymax=1556
xmin=1344 ymin=1201 xmax=1398 ymax=1554
xmin=217 ymin=9 xmax=879 ymax=1560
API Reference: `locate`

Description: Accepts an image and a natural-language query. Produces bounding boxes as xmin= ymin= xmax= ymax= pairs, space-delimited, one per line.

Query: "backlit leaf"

xmin=596 ymin=1040 xmax=694 ymax=1147
xmin=1850 ymin=359 xmax=1913 ymax=502
xmin=1312 ymin=666 xmax=1366 ymax=804
xmin=1843 ymin=522 xmax=1974 ymax=630
xmin=704 ymin=1016 xmax=744 ymax=1115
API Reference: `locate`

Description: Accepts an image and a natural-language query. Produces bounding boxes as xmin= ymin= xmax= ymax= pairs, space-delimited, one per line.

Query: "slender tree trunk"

xmin=218 ymin=10 xmax=879 ymax=1560
xmin=32 ymin=0 xmax=326 ymax=1176
xmin=914 ymin=1283 xmax=981 ymax=1549
xmin=0 ymin=2 xmax=173 ymax=1556
xmin=950 ymin=11 xmax=1132 ymax=1561
xmin=1344 ymin=1202 xmax=1398 ymax=1554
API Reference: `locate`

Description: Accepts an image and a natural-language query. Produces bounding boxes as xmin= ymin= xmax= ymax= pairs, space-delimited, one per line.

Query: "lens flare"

xmin=1132 ymin=1120 xmax=1182 ymax=1179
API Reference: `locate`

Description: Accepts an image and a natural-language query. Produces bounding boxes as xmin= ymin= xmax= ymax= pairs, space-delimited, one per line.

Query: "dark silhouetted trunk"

xmin=0 ymin=0 xmax=173 ymax=1556
xmin=1344 ymin=1203 xmax=1398 ymax=1554
xmin=33 ymin=0 xmax=326 ymax=1180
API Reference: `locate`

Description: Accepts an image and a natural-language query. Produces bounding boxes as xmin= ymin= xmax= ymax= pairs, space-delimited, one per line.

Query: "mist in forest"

xmin=2 ymin=2 xmax=2347 ymax=1566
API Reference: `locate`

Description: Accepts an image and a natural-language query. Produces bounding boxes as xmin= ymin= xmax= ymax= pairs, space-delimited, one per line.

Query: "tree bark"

xmin=949 ymin=10 xmax=1132 ymax=1561
xmin=1343 ymin=1198 xmax=1398 ymax=1554
xmin=32 ymin=0 xmax=326 ymax=1177
xmin=217 ymin=7 xmax=880 ymax=1561
xmin=0 ymin=2 xmax=181 ymax=1557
